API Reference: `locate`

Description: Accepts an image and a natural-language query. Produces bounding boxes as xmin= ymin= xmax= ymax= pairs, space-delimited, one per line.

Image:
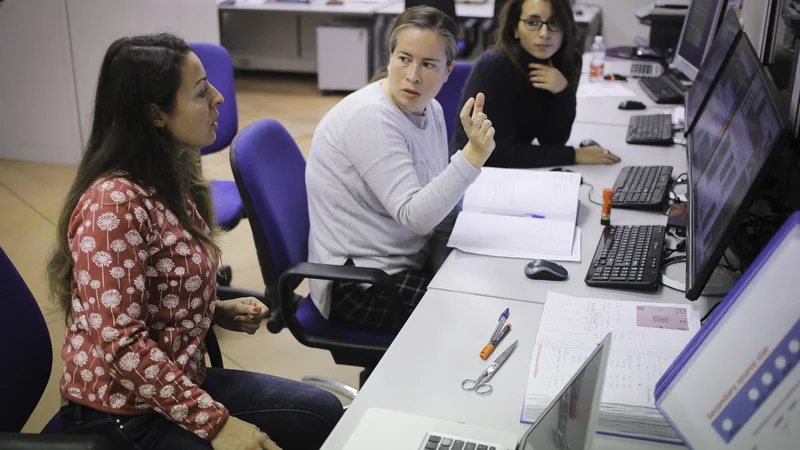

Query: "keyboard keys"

xmin=441 ymin=439 xmax=453 ymax=447
xmin=465 ymin=444 xmax=476 ymax=450
xmin=612 ymin=166 xmax=673 ymax=208
xmin=429 ymin=436 xmax=442 ymax=443
xmin=426 ymin=442 xmax=438 ymax=450
xmin=477 ymin=446 xmax=489 ymax=450
xmin=585 ymin=225 xmax=666 ymax=291
xmin=452 ymin=441 xmax=465 ymax=450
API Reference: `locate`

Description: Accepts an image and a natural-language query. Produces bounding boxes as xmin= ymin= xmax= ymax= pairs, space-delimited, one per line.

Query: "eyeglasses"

xmin=519 ymin=17 xmax=564 ymax=32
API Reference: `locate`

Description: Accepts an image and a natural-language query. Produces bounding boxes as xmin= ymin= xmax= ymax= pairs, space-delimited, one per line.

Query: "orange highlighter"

xmin=480 ymin=324 xmax=512 ymax=360
xmin=601 ymin=188 xmax=613 ymax=226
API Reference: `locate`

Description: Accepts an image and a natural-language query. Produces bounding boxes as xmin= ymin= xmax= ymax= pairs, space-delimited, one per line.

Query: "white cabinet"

xmin=0 ymin=0 xmax=220 ymax=165
xmin=316 ymin=25 xmax=370 ymax=91
xmin=0 ymin=0 xmax=83 ymax=164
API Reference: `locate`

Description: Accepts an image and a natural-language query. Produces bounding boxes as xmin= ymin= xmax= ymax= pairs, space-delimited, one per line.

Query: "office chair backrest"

xmin=0 ymin=247 xmax=53 ymax=432
xmin=190 ymin=42 xmax=239 ymax=155
xmin=404 ymin=0 xmax=456 ymax=20
xmin=230 ymin=119 xmax=309 ymax=290
xmin=435 ymin=61 xmax=472 ymax=142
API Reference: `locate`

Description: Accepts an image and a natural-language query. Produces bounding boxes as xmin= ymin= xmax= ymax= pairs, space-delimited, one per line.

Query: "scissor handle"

xmin=461 ymin=379 xmax=493 ymax=395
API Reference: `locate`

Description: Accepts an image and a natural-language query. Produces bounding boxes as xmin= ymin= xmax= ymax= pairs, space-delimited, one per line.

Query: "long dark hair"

xmin=48 ymin=33 xmax=220 ymax=323
xmin=494 ymin=0 xmax=579 ymax=85
xmin=370 ymin=5 xmax=459 ymax=82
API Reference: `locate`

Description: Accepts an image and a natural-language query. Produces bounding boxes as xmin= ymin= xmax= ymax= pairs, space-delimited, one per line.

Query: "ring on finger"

xmin=472 ymin=118 xmax=481 ymax=127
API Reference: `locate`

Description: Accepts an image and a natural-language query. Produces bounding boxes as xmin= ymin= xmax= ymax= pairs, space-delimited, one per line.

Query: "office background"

xmin=0 ymin=0 xmax=793 ymax=438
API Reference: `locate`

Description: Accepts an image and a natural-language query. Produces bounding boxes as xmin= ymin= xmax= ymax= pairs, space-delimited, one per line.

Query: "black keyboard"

xmin=638 ymin=72 xmax=687 ymax=104
xmin=585 ymin=225 xmax=666 ymax=291
xmin=626 ymin=114 xmax=674 ymax=145
xmin=612 ymin=165 xmax=673 ymax=209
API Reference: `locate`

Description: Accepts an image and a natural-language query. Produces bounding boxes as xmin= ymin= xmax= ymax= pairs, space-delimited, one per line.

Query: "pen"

xmin=488 ymin=308 xmax=509 ymax=343
xmin=524 ymin=214 xmax=546 ymax=219
xmin=480 ymin=323 xmax=512 ymax=360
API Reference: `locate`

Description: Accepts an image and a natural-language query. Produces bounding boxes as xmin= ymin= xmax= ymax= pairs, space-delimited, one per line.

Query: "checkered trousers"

xmin=330 ymin=264 xmax=431 ymax=333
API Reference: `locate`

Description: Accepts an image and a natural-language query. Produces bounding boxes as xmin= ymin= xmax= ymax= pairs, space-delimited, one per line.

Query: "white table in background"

xmin=218 ymin=0 xmax=397 ymax=73
xmin=321 ymin=289 xmax=687 ymax=450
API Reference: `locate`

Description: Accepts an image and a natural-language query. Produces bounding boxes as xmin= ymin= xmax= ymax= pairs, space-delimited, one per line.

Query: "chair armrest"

xmin=278 ymin=262 xmax=404 ymax=329
xmin=0 ymin=433 xmax=113 ymax=450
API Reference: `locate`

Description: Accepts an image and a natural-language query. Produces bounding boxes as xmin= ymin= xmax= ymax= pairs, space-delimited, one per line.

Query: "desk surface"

xmin=427 ymin=121 xmax=717 ymax=315
xmin=574 ymin=77 xmax=677 ymax=128
xmin=321 ymin=289 xmax=686 ymax=450
xmin=219 ymin=0 xmax=392 ymax=15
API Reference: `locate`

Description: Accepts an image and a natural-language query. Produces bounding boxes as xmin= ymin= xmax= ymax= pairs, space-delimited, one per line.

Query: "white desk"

xmin=427 ymin=121 xmax=717 ymax=315
xmin=321 ymin=289 xmax=685 ymax=450
xmin=574 ymin=55 xmax=679 ymax=127
xmin=375 ymin=0 xmax=492 ymax=18
xmin=574 ymin=77 xmax=677 ymax=127
xmin=219 ymin=0 xmax=395 ymax=73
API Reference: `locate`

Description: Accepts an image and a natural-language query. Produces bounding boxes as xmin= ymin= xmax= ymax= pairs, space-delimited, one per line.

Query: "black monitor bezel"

xmin=686 ymin=48 xmax=791 ymax=300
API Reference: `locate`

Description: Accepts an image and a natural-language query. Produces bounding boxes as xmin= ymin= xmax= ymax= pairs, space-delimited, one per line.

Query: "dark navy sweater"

xmin=451 ymin=48 xmax=581 ymax=168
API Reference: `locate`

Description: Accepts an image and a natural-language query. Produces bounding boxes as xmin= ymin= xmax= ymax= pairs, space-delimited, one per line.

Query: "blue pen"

xmin=488 ymin=308 xmax=510 ymax=343
xmin=525 ymin=214 xmax=546 ymax=219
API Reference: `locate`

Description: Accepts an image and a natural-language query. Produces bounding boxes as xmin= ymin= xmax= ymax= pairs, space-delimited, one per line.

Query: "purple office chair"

xmin=435 ymin=61 xmax=472 ymax=143
xmin=190 ymin=42 xmax=262 ymax=302
xmin=230 ymin=119 xmax=402 ymax=390
xmin=0 ymin=246 xmax=224 ymax=448
xmin=0 ymin=246 xmax=110 ymax=448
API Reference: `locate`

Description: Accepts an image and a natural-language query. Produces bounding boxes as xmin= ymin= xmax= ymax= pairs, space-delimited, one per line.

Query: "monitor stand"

xmin=661 ymin=258 xmax=740 ymax=297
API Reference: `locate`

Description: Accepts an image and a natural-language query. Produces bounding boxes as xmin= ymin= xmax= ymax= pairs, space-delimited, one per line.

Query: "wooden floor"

xmin=0 ymin=72 xmax=359 ymax=432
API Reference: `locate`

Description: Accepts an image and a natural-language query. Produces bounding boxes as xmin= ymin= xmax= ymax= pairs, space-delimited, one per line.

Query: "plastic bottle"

xmin=590 ymin=36 xmax=606 ymax=82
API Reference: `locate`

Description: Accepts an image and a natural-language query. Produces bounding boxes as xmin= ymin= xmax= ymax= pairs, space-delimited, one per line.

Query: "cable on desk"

xmin=581 ymin=181 xmax=603 ymax=206
xmin=701 ymin=300 xmax=723 ymax=324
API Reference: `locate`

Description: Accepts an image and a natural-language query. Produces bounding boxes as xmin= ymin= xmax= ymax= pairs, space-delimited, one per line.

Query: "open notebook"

xmin=447 ymin=168 xmax=582 ymax=261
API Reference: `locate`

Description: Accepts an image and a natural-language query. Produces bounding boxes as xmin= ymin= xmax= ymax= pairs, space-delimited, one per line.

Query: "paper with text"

xmin=462 ymin=168 xmax=581 ymax=223
xmin=456 ymin=227 xmax=582 ymax=262
xmin=448 ymin=212 xmax=576 ymax=258
xmin=522 ymin=291 xmax=700 ymax=423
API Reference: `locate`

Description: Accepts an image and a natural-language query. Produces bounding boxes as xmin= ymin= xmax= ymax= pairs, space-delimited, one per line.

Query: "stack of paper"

xmin=447 ymin=168 xmax=582 ymax=261
xmin=522 ymin=291 xmax=701 ymax=444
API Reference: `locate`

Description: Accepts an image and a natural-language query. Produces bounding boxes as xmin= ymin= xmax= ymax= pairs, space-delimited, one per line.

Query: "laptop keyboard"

xmin=423 ymin=434 xmax=499 ymax=450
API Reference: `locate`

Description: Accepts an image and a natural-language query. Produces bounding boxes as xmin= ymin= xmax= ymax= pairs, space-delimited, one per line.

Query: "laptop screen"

xmin=518 ymin=336 xmax=609 ymax=450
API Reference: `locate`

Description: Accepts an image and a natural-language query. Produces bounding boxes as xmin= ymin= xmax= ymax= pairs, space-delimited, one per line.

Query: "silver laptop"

xmin=343 ymin=333 xmax=612 ymax=450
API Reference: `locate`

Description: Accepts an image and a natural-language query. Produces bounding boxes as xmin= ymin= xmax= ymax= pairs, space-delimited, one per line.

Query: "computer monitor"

xmin=688 ymin=35 xmax=761 ymax=180
xmin=684 ymin=7 xmax=743 ymax=133
xmin=673 ymin=0 xmax=729 ymax=80
xmin=685 ymin=35 xmax=791 ymax=301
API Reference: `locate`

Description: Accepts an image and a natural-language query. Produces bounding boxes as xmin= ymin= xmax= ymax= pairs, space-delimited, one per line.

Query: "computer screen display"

xmin=688 ymin=37 xmax=760 ymax=181
xmin=685 ymin=7 xmax=742 ymax=132
xmin=673 ymin=0 xmax=728 ymax=80
xmin=686 ymin=41 xmax=790 ymax=300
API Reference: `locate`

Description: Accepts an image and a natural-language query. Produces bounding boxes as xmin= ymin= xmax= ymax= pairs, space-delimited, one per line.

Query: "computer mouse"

xmin=619 ymin=100 xmax=646 ymax=110
xmin=549 ymin=167 xmax=582 ymax=184
xmin=579 ymin=139 xmax=600 ymax=148
xmin=524 ymin=259 xmax=569 ymax=281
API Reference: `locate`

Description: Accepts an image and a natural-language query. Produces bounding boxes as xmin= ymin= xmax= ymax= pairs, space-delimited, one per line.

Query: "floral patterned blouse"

xmin=59 ymin=175 xmax=229 ymax=440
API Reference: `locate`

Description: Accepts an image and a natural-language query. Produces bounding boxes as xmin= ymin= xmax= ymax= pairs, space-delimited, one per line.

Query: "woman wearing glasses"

xmin=451 ymin=0 xmax=620 ymax=168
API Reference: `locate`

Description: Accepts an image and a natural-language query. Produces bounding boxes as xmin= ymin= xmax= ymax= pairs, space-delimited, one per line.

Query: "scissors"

xmin=461 ymin=340 xmax=518 ymax=395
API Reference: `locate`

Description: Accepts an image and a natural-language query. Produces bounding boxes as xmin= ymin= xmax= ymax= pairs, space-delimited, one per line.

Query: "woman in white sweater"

xmin=306 ymin=6 xmax=497 ymax=332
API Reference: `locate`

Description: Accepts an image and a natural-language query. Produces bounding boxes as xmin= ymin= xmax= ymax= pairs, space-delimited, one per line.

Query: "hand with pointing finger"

xmin=459 ymin=92 xmax=496 ymax=168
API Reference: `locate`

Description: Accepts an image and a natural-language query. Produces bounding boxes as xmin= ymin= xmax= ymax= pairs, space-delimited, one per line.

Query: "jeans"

xmin=60 ymin=367 xmax=344 ymax=450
